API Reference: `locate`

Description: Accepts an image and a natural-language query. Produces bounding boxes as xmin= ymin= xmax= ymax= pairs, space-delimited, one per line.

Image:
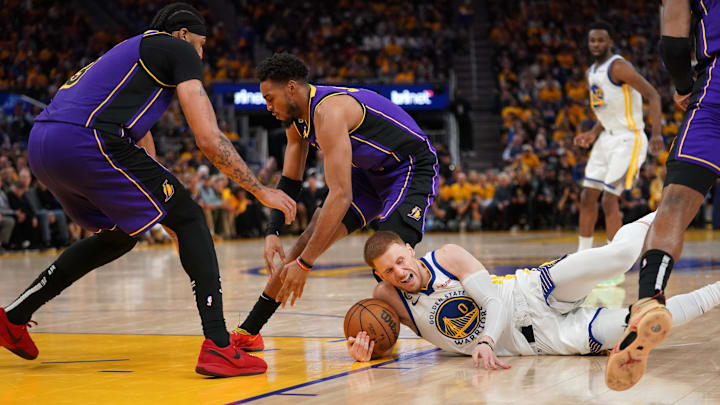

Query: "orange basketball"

xmin=343 ymin=298 xmax=400 ymax=355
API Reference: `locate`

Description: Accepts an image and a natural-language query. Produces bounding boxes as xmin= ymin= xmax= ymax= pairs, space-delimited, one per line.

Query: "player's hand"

xmin=264 ymin=234 xmax=285 ymax=278
xmin=472 ymin=338 xmax=511 ymax=370
xmin=673 ymin=91 xmax=691 ymax=111
xmin=649 ymin=134 xmax=665 ymax=156
xmin=276 ymin=260 xmax=309 ymax=307
xmin=255 ymin=186 xmax=296 ymax=225
xmin=347 ymin=331 xmax=375 ymax=362
xmin=573 ymin=131 xmax=597 ymax=148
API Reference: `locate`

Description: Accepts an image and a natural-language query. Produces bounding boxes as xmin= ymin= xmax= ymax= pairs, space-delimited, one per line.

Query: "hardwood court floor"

xmin=1 ymin=229 xmax=720 ymax=404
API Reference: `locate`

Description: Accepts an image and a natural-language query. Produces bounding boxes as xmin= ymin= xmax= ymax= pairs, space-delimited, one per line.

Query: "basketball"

xmin=343 ymin=298 xmax=400 ymax=355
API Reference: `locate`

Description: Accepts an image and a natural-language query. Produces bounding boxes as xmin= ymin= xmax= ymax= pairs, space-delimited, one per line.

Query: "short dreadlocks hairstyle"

xmin=256 ymin=53 xmax=309 ymax=83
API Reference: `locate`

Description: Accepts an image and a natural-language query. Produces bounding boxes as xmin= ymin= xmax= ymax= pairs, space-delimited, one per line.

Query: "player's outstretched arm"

xmin=434 ymin=244 xmax=511 ymax=370
xmin=176 ymin=79 xmax=296 ymax=223
xmin=610 ymin=59 xmax=664 ymax=155
xmin=264 ymin=125 xmax=310 ymax=277
xmin=275 ymin=96 xmax=356 ymax=306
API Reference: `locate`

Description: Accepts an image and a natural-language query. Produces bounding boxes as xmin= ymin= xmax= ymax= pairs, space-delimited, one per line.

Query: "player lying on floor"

xmin=347 ymin=212 xmax=720 ymax=370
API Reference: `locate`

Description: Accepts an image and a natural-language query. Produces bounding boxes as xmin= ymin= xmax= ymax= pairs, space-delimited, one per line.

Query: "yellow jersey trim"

xmin=298 ymin=84 xmax=317 ymax=139
xmin=701 ymin=20 xmax=711 ymax=58
xmin=139 ymin=58 xmax=176 ymax=88
xmin=348 ymin=103 xmax=367 ymax=135
xmin=381 ymin=155 xmax=413 ymax=220
xmin=349 ymin=135 xmax=400 ymax=162
xmin=86 ymin=63 xmax=138 ymax=127
xmin=350 ymin=201 xmax=367 ymax=227
xmin=59 ymin=57 xmax=103 ymax=91
xmin=418 ymin=259 xmax=433 ymax=291
xmin=93 ymin=130 xmax=164 ymax=236
xmin=128 ymin=88 xmax=164 ymax=129
xmin=365 ymin=105 xmax=425 ymax=141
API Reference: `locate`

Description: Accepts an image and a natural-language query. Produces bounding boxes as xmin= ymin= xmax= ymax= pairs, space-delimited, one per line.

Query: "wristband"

xmin=296 ymin=257 xmax=312 ymax=271
xmin=478 ymin=341 xmax=494 ymax=351
xmin=265 ymin=176 xmax=303 ymax=236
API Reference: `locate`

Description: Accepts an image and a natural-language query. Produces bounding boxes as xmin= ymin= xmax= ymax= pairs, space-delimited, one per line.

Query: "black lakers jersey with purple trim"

xmin=292 ymin=85 xmax=438 ymax=232
xmin=35 ymin=30 xmax=196 ymax=142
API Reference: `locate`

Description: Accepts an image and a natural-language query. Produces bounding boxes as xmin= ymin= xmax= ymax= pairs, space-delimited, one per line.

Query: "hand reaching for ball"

xmin=347 ymin=331 xmax=375 ymax=362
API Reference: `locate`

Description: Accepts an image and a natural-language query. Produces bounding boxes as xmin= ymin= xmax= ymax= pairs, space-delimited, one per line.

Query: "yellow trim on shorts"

xmin=622 ymin=85 xmax=641 ymax=189
xmin=380 ymin=155 xmax=413 ymax=220
xmin=128 ymin=88 xmax=164 ymax=128
xmin=625 ymin=130 xmax=641 ymax=190
xmin=86 ymin=63 xmax=138 ymax=127
xmin=678 ymin=56 xmax=720 ymax=172
xmin=93 ymin=130 xmax=164 ymax=236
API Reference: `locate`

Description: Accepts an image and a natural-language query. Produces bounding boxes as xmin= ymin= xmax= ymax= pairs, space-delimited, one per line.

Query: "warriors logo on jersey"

xmin=589 ymin=84 xmax=604 ymax=109
xmin=434 ymin=296 xmax=484 ymax=340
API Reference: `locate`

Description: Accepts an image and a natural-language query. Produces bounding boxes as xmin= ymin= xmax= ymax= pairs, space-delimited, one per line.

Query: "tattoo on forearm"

xmin=207 ymin=133 xmax=261 ymax=193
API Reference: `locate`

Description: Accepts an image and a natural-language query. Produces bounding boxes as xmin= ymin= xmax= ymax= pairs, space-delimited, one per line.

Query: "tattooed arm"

xmin=176 ymin=79 xmax=296 ymax=223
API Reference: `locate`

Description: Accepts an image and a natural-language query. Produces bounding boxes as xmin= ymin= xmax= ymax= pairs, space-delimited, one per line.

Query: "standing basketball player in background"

xmin=231 ymin=53 xmax=438 ymax=351
xmin=0 ymin=3 xmax=295 ymax=377
xmin=574 ymin=21 xmax=664 ymax=286
xmin=606 ymin=0 xmax=720 ymax=391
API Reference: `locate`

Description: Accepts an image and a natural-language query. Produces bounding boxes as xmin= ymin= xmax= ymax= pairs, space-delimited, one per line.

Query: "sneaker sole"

xmin=605 ymin=308 xmax=672 ymax=391
xmin=195 ymin=365 xmax=266 ymax=377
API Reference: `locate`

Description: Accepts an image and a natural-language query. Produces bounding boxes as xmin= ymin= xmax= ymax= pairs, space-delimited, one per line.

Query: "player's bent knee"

xmin=161 ymin=193 xmax=207 ymax=230
xmin=97 ymin=229 xmax=138 ymax=253
xmin=606 ymin=241 xmax=639 ymax=269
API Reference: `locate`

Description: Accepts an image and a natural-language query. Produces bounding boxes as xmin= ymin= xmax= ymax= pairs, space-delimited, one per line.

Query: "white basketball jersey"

xmin=587 ymin=55 xmax=644 ymax=133
xmin=396 ymin=251 xmax=535 ymax=356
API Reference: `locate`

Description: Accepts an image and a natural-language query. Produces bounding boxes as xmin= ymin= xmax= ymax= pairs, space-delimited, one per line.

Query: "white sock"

xmin=578 ymin=236 xmax=593 ymax=251
xmin=667 ymin=281 xmax=720 ymax=326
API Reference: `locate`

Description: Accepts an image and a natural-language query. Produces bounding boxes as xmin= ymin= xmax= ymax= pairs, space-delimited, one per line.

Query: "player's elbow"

xmin=194 ymin=131 xmax=217 ymax=154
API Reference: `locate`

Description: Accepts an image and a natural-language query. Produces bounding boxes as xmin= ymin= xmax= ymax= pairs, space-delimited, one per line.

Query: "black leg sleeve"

xmin=161 ymin=193 xmax=229 ymax=347
xmin=6 ymin=229 xmax=137 ymax=324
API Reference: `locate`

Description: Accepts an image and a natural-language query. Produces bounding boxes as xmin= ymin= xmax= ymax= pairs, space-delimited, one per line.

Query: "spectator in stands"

xmin=297 ymin=173 xmax=327 ymax=233
xmin=0 ymin=176 xmax=15 ymax=254
xmin=232 ymin=187 xmax=265 ymax=238
xmin=19 ymin=169 xmax=68 ymax=249
xmin=8 ymin=180 xmax=37 ymax=249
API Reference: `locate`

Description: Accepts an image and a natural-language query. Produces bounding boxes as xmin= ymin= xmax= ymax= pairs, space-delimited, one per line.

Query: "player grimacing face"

xmin=260 ymin=80 xmax=303 ymax=127
xmin=373 ymin=243 xmax=426 ymax=293
xmin=588 ymin=29 xmax=613 ymax=61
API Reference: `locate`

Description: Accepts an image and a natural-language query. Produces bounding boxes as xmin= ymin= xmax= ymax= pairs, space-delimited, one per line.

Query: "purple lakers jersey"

xmin=35 ymin=31 xmax=175 ymax=142
xmin=292 ymin=85 xmax=437 ymax=173
xmin=694 ymin=0 xmax=720 ymax=65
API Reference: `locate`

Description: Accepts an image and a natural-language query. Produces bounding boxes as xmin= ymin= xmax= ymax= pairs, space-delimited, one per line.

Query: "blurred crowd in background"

xmin=0 ymin=0 xmax=717 ymax=253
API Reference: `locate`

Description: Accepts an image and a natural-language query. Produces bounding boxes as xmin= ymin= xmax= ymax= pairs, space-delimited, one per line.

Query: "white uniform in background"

xmin=585 ymin=54 xmax=648 ymax=195
xmin=395 ymin=251 xmax=604 ymax=357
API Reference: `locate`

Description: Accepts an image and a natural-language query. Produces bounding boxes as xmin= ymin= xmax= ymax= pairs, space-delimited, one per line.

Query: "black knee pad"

xmin=160 ymin=191 xmax=206 ymax=230
xmin=97 ymin=229 xmax=138 ymax=253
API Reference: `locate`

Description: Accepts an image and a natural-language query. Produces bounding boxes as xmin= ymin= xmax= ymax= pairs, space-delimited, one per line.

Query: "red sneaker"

xmin=230 ymin=330 xmax=265 ymax=352
xmin=0 ymin=308 xmax=38 ymax=360
xmin=195 ymin=338 xmax=267 ymax=377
